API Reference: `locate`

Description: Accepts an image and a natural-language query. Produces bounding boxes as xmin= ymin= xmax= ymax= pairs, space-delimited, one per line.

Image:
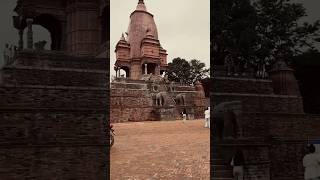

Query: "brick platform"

xmin=110 ymin=120 xmax=210 ymax=179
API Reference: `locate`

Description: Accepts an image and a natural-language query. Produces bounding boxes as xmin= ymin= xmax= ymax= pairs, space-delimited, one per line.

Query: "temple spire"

xmin=120 ymin=33 xmax=125 ymax=41
xmin=136 ymin=0 xmax=147 ymax=11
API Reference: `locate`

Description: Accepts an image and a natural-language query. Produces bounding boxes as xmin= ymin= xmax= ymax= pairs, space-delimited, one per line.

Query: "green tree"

xmin=167 ymin=57 xmax=191 ymax=84
xmin=189 ymin=59 xmax=209 ymax=84
xmin=211 ymin=0 xmax=320 ymax=70
xmin=253 ymin=0 xmax=320 ymax=66
xmin=167 ymin=58 xmax=209 ymax=85
xmin=211 ymin=0 xmax=258 ymax=66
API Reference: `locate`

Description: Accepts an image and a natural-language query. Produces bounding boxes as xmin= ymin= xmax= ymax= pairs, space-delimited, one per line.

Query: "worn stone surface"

xmin=211 ymin=75 xmax=320 ymax=180
xmin=110 ymin=79 xmax=207 ymax=123
xmin=110 ymin=120 xmax=210 ymax=179
xmin=0 ymin=50 xmax=109 ymax=179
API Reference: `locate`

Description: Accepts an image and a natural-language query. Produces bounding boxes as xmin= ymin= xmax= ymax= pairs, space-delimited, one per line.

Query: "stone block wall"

xmin=213 ymin=94 xmax=304 ymax=114
xmin=0 ymin=50 xmax=109 ymax=179
xmin=110 ymin=80 xmax=207 ymax=123
xmin=213 ymin=77 xmax=274 ymax=94
xmin=110 ymin=87 xmax=153 ymax=123
xmin=211 ymin=74 xmax=320 ymax=179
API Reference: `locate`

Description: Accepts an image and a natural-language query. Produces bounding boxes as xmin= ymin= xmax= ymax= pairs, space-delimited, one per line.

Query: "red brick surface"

xmin=110 ymin=120 xmax=210 ymax=179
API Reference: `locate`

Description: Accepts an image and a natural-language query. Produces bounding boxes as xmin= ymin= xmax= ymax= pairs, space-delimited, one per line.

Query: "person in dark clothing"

xmin=231 ymin=149 xmax=245 ymax=180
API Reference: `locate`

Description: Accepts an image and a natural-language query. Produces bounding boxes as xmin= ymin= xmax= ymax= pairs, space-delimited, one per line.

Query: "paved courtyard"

xmin=110 ymin=120 xmax=210 ymax=180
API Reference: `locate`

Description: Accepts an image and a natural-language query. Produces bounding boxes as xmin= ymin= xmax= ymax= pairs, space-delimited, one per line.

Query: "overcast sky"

xmin=110 ymin=0 xmax=210 ymax=77
xmin=0 ymin=0 xmax=319 ymax=71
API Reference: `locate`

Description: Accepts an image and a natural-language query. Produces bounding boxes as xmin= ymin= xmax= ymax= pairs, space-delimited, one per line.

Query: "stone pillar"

xmin=26 ymin=18 xmax=33 ymax=49
xmin=18 ymin=29 xmax=23 ymax=50
xmin=130 ymin=60 xmax=142 ymax=80
xmin=66 ymin=1 xmax=100 ymax=56
xmin=156 ymin=65 xmax=160 ymax=75
xmin=144 ymin=64 xmax=148 ymax=74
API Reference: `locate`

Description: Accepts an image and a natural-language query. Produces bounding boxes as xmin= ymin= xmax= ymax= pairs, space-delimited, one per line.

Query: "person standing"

xmin=303 ymin=144 xmax=320 ymax=180
xmin=182 ymin=109 xmax=187 ymax=123
xmin=204 ymin=107 xmax=210 ymax=128
xmin=231 ymin=149 xmax=245 ymax=180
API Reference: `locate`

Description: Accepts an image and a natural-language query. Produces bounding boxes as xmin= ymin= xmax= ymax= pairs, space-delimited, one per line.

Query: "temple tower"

xmin=115 ymin=0 xmax=168 ymax=80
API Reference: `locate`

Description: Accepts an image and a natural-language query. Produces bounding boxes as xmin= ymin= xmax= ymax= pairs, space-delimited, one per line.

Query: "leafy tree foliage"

xmin=253 ymin=0 xmax=320 ymax=66
xmin=211 ymin=0 xmax=258 ymax=66
xmin=167 ymin=58 xmax=209 ymax=85
xmin=211 ymin=0 xmax=320 ymax=69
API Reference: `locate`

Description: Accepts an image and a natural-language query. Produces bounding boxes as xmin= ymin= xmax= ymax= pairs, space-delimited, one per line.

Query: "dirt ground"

xmin=110 ymin=120 xmax=210 ymax=180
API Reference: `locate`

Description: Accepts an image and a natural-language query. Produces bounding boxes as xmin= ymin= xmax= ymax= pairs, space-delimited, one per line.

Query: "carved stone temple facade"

xmin=110 ymin=0 xmax=208 ymax=123
xmin=0 ymin=0 xmax=109 ymax=179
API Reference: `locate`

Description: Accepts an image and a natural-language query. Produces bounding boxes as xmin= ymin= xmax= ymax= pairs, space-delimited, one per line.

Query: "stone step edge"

xmin=0 ymin=84 xmax=109 ymax=91
xmin=3 ymin=66 xmax=109 ymax=74
xmin=212 ymin=92 xmax=301 ymax=98
xmin=213 ymin=76 xmax=272 ymax=82
xmin=0 ymin=107 xmax=108 ymax=112
xmin=0 ymin=144 xmax=108 ymax=148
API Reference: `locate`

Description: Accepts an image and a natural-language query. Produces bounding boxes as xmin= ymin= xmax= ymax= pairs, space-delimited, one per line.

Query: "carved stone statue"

xmin=213 ymin=101 xmax=242 ymax=140
xmin=3 ymin=43 xmax=10 ymax=65
xmin=155 ymin=92 xmax=165 ymax=106
xmin=175 ymin=93 xmax=186 ymax=106
xmin=225 ymin=54 xmax=234 ymax=76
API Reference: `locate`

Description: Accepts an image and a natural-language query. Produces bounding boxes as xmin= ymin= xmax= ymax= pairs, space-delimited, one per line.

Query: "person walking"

xmin=303 ymin=144 xmax=320 ymax=180
xmin=231 ymin=149 xmax=245 ymax=180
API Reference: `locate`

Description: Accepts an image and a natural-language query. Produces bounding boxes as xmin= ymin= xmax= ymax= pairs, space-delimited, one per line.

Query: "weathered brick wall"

xmin=213 ymin=77 xmax=274 ymax=94
xmin=0 ymin=50 xmax=109 ymax=179
xmin=213 ymin=142 xmax=270 ymax=180
xmin=0 ymin=146 xmax=106 ymax=180
xmin=212 ymin=75 xmax=320 ymax=180
xmin=110 ymin=88 xmax=153 ymax=122
xmin=2 ymin=68 xmax=107 ymax=87
xmin=0 ymin=86 xmax=107 ymax=109
xmin=213 ymin=94 xmax=304 ymax=114
xmin=14 ymin=50 xmax=108 ymax=70
xmin=238 ymin=112 xmax=320 ymax=179
xmin=110 ymin=81 xmax=206 ymax=123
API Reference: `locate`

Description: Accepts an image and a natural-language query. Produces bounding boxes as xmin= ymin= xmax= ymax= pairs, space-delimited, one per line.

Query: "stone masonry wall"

xmin=110 ymin=81 xmax=206 ymax=123
xmin=110 ymin=88 xmax=153 ymax=123
xmin=0 ymin=50 xmax=109 ymax=179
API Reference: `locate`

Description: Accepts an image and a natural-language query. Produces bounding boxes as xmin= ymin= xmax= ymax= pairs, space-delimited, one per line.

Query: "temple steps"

xmin=213 ymin=76 xmax=274 ymax=94
xmin=212 ymin=92 xmax=303 ymax=114
xmin=1 ymin=67 xmax=107 ymax=87
xmin=0 ymin=85 xmax=108 ymax=109
xmin=13 ymin=50 xmax=108 ymax=70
